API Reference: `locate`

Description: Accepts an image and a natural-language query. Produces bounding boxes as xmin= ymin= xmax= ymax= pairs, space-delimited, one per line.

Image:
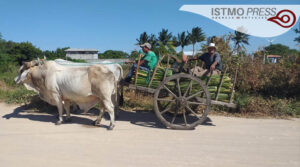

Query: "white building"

xmin=65 ymin=48 xmax=98 ymax=60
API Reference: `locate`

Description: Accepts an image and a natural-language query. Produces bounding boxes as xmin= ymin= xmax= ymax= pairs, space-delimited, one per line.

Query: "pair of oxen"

xmin=14 ymin=59 xmax=123 ymax=130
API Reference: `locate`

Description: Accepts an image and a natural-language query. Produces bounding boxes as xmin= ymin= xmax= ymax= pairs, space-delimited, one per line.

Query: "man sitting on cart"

xmin=183 ymin=43 xmax=222 ymax=76
xmin=124 ymin=42 xmax=157 ymax=82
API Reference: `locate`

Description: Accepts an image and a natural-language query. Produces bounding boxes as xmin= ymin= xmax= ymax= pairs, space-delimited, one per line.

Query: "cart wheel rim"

xmin=153 ymin=73 xmax=211 ymax=130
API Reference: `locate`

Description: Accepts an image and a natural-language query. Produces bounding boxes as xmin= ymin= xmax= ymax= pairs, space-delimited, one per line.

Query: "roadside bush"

xmin=0 ymin=62 xmax=19 ymax=86
xmin=0 ymin=62 xmax=37 ymax=104
xmin=238 ymin=95 xmax=299 ymax=117
xmin=236 ymin=56 xmax=300 ymax=98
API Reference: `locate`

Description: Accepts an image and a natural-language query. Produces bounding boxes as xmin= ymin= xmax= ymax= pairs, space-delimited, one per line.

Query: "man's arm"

xmin=182 ymin=54 xmax=199 ymax=63
xmin=210 ymin=61 xmax=218 ymax=71
xmin=125 ymin=53 xmax=146 ymax=64
xmin=138 ymin=60 xmax=146 ymax=66
xmin=210 ymin=54 xmax=221 ymax=71
xmin=183 ymin=54 xmax=204 ymax=63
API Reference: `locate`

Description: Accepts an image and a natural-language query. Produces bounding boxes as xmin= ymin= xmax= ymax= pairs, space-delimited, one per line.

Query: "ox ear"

xmin=24 ymin=62 xmax=31 ymax=68
xmin=31 ymin=60 xmax=39 ymax=66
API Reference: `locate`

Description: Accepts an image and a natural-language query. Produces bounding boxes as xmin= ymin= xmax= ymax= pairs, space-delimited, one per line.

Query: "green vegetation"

xmin=0 ymin=33 xmax=86 ymax=104
xmin=98 ymin=50 xmax=129 ymax=59
xmin=0 ymin=62 xmax=36 ymax=104
xmin=0 ymin=28 xmax=299 ymax=117
xmin=265 ymin=44 xmax=299 ymax=57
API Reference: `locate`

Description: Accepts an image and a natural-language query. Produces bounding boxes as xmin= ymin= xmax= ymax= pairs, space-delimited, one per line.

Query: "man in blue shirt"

xmin=183 ymin=43 xmax=222 ymax=76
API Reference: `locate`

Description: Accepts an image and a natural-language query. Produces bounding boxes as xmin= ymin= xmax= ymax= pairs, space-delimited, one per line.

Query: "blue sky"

xmin=0 ymin=0 xmax=299 ymax=54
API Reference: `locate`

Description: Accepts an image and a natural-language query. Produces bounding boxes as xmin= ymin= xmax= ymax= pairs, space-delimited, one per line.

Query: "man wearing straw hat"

xmin=183 ymin=43 xmax=222 ymax=76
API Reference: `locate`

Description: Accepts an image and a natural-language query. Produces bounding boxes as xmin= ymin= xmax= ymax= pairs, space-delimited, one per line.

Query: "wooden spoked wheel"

xmin=153 ymin=73 xmax=211 ymax=130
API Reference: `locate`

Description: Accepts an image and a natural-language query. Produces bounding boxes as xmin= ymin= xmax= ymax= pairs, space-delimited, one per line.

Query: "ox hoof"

xmin=108 ymin=125 xmax=115 ymax=130
xmin=65 ymin=118 xmax=72 ymax=123
xmin=55 ymin=121 xmax=62 ymax=125
xmin=92 ymin=120 xmax=100 ymax=126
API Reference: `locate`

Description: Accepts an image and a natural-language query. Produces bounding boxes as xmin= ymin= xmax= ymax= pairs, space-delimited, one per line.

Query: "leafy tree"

xmin=0 ymin=33 xmax=6 ymax=54
xmin=43 ymin=47 xmax=70 ymax=60
xmin=129 ymin=50 xmax=139 ymax=59
xmin=265 ymin=44 xmax=299 ymax=57
xmin=5 ymin=42 xmax=42 ymax=65
xmin=0 ymin=32 xmax=3 ymax=41
xmin=98 ymin=50 xmax=129 ymax=59
xmin=202 ymin=35 xmax=231 ymax=56
xmin=188 ymin=27 xmax=206 ymax=56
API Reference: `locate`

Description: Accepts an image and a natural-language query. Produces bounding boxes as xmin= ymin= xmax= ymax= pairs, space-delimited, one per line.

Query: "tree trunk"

xmin=192 ymin=44 xmax=195 ymax=56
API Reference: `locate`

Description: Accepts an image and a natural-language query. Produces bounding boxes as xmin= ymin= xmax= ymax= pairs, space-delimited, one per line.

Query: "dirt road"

xmin=0 ymin=102 xmax=299 ymax=167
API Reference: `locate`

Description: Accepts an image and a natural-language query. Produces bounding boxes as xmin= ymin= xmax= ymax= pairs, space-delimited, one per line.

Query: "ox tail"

xmin=118 ymin=64 xmax=124 ymax=106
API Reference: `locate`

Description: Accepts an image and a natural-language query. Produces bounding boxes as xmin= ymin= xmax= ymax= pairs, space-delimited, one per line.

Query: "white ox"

xmin=54 ymin=59 xmax=123 ymax=116
xmin=15 ymin=59 xmax=118 ymax=130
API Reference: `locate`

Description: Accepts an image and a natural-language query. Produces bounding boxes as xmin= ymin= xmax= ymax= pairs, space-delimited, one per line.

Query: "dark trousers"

xmin=125 ymin=63 xmax=150 ymax=82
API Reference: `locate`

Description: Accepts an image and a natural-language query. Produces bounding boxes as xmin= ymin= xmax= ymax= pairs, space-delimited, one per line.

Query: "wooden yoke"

xmin=134 ymin=53 xmax=143 ymax=86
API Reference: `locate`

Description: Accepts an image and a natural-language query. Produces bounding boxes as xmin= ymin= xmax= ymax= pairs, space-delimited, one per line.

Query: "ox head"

xmin=14 ymin=58 xmax=44 ymax=85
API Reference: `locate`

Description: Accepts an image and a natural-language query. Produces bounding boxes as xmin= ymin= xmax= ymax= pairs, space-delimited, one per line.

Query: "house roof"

xmin=267 ymin=55 xmax=281 ymax=58
xmin=65 ymin=48 xmax=98 ymax=52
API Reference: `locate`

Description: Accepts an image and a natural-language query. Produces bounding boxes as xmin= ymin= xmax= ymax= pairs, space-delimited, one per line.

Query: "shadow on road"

xmin=2 ymin=104 xmax=215 ymax=130
xmin=92 ymin=109 xmax=215 ymax=129
xmin=2 ymin=105 xmax=94 ymax=126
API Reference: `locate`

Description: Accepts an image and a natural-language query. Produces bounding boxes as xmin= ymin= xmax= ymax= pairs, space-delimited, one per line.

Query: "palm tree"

xmin=157 ymin=28 xmax=176 ymax=55
xmin=136 ymin=32 xmax=149 ymax=45
xmin=158 ymin=28 xmax=173 ymax=45
xmin=230 ymin=30 xmax=249 ymax=53
xmin=177 ymin=31 xmax=191 ymax=53
xmin=188 ymin=27 xmax=205 ymax=56
xmin=148 ymin=34 xmax=157 ymax=48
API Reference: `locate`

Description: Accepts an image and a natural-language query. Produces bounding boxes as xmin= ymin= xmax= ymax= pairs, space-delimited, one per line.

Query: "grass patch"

xmin=121 ymin=88 xmax=154 ymax=111
xmin=0 ymin=86 xmax=36 ymax=104
xmin=0 ymin=63 xmax=38 ymax=104
xmin=233 ymin=94 xmax=300 ymax=118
